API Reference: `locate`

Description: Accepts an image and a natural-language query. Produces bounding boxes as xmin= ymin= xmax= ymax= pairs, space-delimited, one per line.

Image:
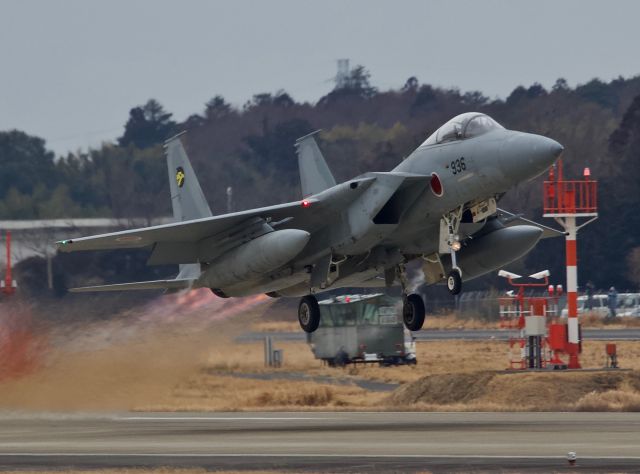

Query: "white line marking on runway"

xmin=118 ymin=417 xmax=332 ymax=421
xmin=3 ymin=453 xmax=640 ymax=460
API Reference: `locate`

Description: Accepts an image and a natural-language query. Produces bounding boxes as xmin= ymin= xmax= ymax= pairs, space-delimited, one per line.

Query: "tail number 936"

xmin=450 ymin=157 xmax=466 ymax=175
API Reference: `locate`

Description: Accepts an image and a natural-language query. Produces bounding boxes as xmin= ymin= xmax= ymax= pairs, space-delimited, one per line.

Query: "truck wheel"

xmin=298 ymin=295 xmax=320 ymax=333
xmin=447 ymin=269 xmax=462 ymax=295
xmin=403 ymin=294 xmax=425 ymax=331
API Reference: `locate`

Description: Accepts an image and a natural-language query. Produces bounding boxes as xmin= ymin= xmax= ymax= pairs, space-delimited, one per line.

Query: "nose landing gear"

xmin=442 ymin=207 xmax=464 ymax=296
xmin=447 ymin=269 xmax=462 ymax=295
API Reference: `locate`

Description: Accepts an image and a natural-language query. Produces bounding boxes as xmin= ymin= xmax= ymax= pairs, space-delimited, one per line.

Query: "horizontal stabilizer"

xmin=69 ymin=278 xmax=195 ymax=293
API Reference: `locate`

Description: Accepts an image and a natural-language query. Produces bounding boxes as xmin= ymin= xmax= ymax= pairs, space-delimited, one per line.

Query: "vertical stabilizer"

xmin=164 ymin=132 xmax=211 ymax=282
xmin=164 ymin=132 xmax=213 ymax=222
xmin=296 ymin=131 xmax=336 ymax=197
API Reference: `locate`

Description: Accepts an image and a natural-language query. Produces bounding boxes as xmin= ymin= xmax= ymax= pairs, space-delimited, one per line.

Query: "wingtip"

xmin=163 ymin=130 xmax=188 ymax=147
xmin=295 ymin=129 xmax=323 ymax=145
xmin=56 ymin=239 xmax=73 ymax=251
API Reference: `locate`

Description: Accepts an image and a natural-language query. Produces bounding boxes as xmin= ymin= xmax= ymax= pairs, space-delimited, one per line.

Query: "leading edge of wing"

xmin=56 ymin=200 xmax=306 ymax=253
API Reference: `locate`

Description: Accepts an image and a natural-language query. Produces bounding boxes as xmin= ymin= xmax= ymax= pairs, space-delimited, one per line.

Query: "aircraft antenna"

xmin=226 ymin=186 xmax=233 ymax=213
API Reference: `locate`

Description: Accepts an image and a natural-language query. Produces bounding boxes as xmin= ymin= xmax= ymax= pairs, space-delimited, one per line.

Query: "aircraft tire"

xmin=298 ymin=295 xmax=321 ymax=333
xmin=403 ymin=293 xmax=425 ymax=331
xmin=447 ymin=269 xmax=462 ymax=295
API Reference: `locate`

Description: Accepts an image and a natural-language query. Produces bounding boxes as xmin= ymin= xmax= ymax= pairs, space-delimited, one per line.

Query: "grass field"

xmin=251 ymin=312 xmax=640 ymax=333
xmin=1 ymin=296 xmax=639 ymax=412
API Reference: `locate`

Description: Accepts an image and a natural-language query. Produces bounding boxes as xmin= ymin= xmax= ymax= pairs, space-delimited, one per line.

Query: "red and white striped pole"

xmin=565 ymin=218 xmax=581 ymax=369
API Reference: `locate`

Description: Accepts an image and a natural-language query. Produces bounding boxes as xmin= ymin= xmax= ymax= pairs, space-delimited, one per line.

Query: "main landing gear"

xmin=298 ymin=295 xmax=320 ymax=333
xmin=397 ymin=263 xmax=426 ymax=331
xmin=402 ymin=293 xmax=425 ymax=331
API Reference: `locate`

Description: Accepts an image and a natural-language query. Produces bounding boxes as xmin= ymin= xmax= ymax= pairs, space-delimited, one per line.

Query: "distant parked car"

xmin=561 ymin=293 xmax=640 ymax=318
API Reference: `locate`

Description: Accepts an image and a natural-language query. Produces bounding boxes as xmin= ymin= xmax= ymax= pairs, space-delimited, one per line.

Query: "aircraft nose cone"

xmin=549 ymin=139 xmax=564 ymax=159
xmin=501 ymin=133 xmax=564 ymax=182
xmin=524 ymin=135 xmax=564 ymax=169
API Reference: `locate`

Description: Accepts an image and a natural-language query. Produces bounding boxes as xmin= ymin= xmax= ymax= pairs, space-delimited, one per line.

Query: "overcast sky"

xmin=1 ymin=0 xmax=639 ymax=156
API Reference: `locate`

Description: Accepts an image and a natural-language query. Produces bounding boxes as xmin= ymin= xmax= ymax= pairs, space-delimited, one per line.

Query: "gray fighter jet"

xmin=57 ymin=112 xmax=563 ymax=332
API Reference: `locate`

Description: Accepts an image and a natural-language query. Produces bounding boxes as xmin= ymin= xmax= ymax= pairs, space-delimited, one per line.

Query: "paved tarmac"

xmin=237 ymin=328 xmax=640 ymax=343
xmin=1 ymin=412 xmax=639 ymax=472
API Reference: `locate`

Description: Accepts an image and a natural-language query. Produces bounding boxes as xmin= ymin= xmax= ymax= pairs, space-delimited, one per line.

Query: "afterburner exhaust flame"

xmin=139 ymin=289 xmax=269 ymax=323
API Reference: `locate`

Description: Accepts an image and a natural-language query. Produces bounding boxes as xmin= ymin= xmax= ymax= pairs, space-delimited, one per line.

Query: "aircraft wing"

xmin=57 ymin=177 xmax=376 ymax=265
xmin=497 ymin=208 xmax=566 ymax=239
xmin=57 ymin=201 xmax=314 ymax=263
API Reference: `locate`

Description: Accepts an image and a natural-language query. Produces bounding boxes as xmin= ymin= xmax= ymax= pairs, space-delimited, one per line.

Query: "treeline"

xmin=2 ymin=67 xmax=640 ymax=290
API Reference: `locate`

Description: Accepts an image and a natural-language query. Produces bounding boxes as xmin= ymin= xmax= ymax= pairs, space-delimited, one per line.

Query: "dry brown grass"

xmin=2 ymin=470 xmax=211 ymax=474
xmin=0 ymin=296 xmax=275 ymax=411
xmin=388 ymin=370 xmax=640 ymax=412
xmin=145 ymin=374 xmax=385 ymax=411
xmin=250 ymin=320 xmax=301 ymax=332
xmin=423 ymin=314 xmax=500 ymax=329
xmin=3 ymin=471 xmax=303 ymax=474
xmin=575 ymin=389 xmax=640 ymax=411
xmin=253 ymin=312 xmax=640 ymax=332
xmin=577 ymin=313 xmax=640 ymax=328
xmin=205 ymin=336 xmax=640 ymax=385
xmin=3 ymin=290 xmax=640 ymax=413
xmin=426 ymin=312 xmax=640 ymax=329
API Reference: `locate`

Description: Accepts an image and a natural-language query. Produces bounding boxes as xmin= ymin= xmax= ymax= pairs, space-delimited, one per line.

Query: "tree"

xmin=576 ymin=78 xmax=619 ymax=110
xmin=0 ymin=130 xmax=56 ymax=200
xmin=627 ymin=247 xmax=640 ymax=288
xmin=204 ymin=95 xmax=232 ymax=119
xmin=118 ymin=99 xmax=176 ymax=149
xmin=462 ymin=90 xmax=489 ymax=106
xmin=506 ymin=83 xmax=547 ymax=103
xmin=245 ymin=90 xmax=295 ymax=109
xmin=402 ymin=76 xmax=419 ymax=92
xmin=242 ymin=118 xmax=314 ymax=184
xmin=319 ymin=65 xmax=377 ymax=104
xmin=346 ymin=65 xmax=377 ymax=98
xmin=552 ymin=78 xmax=569 ymax=92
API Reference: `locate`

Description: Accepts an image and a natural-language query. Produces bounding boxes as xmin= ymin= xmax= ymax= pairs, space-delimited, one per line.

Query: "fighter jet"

xmin=57 ymin=112 xmax=563 ymax=332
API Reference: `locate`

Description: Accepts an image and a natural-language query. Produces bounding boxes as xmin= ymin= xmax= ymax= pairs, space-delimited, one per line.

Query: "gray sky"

xmin=1 ymin=0 xmax=639 ymax=156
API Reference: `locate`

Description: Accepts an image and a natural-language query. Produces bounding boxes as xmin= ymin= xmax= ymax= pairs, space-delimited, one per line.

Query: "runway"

xmin=237 ymin=327 xmax=640 ymax=343
xmin=1 ymin=412 xmax=639 ymax=472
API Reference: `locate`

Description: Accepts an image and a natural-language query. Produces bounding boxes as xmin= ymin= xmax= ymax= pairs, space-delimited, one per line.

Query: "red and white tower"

xmin=543 ymin=161 xmax=598 ymax=369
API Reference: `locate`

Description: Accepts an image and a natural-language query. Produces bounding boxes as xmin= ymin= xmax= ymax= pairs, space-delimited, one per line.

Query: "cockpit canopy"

xmin=422 ymin=113 xmax=504 ymax=146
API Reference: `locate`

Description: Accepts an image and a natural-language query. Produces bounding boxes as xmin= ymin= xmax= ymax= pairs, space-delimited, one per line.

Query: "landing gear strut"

xmin=397 ymin=263 xmax=426 ymax=331
xmin=443 ymin=207 xmax=464 ymax=296
xmin=298 ymin=295 xmax=320 ymax=333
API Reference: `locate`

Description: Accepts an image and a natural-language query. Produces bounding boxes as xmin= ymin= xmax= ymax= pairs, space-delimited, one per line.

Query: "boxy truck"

xmin=306 ymin=293 xmax=417 ymax=366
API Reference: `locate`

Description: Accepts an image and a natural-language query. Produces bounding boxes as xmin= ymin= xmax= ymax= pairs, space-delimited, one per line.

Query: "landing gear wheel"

xmin=298 ymin=295 xmax=320 ymax=333
xmin=447 ymin=269 xmax=462 ymax=295
xmin=403 ymin=294 xmax=426 ymax=331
